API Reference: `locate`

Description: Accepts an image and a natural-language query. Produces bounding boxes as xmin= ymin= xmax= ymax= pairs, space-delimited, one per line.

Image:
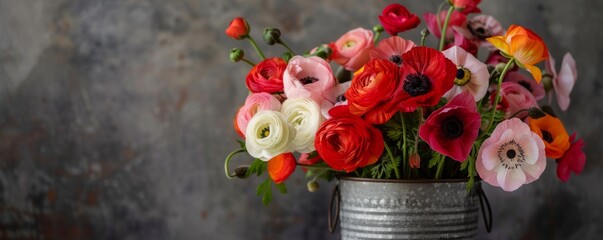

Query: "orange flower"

xmin=267 ymin=153 xmax=297 ymax=184
xmin=486 ymin=25 xmax=549 ymax=82
xmin=527 ymin=114 xmax=570 ymax=159
xmin=225 ymin=17 xmax=250 ymax=40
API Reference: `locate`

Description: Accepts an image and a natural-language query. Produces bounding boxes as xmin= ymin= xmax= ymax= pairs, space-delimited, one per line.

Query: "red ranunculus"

xmin=345 ymin=59 xmax=400 ymax=124
xmin=419 ymin=91 xmax=481 ymax=162
xmin=225 ymin=17 xmax=250 ymax=40
xmin=267 ymin=153 xmax=297 ymax=184
xmin=378 ymin=4 xmax=421 ymax=36
xmin=314 ymin=106 xmax=384 ymax=172
xmin=556 ymin=133 xmax=586 ymax=182
xmin=449 ymin=0 xmax=482 ymax=14
xmin=393 ymin=47 xmax=457 ymax=110
xmin=246 ymin=57 xmax=287 ymax=93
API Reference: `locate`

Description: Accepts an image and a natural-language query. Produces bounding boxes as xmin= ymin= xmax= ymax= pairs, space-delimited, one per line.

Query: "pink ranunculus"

xmin=369 ymin=36 xmax=415 ymax=65
xmin=454 ymin=14 xmax=504 ymax=50
xmin=442 ymin=46 xmax=489 ymax=102
xmin=419 ymin=91 xmax=481 ymax=162
xmin=444 ymin=29 xmax=478 ymax=56
xmin=320 ymin=81 xmax=351 ymax=119
xmin=332 ymin=28 xmax=374 ymax=71
xmin=504 ymin=71 xmax=545 ymax=101
xmin=236 ymin=93 xmax=282 ymax=138
xmin=556 ymin=133 xmax=586 ymax=182
xmin=283 ymin=56 xmax=335 ymax=104
xmin=496 ymin=82 xmax=538 ymax=118
xmin=424 ymin=10 xmax=467 ymax=40
xmin=545 ymin=53 xmax=577 ymax=111
xmin=476 ymin=118 xmax=547 ymax=192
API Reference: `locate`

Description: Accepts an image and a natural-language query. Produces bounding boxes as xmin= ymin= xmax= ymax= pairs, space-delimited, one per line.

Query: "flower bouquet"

xmin=223 ymin=0 xmax=586 ymax=208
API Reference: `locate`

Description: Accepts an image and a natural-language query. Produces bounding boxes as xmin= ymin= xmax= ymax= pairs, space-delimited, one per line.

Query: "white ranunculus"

xmin=245 ymin=110 xmax=296 ymax=161
xmin=282 ymin=97 xmax=324 ymax=153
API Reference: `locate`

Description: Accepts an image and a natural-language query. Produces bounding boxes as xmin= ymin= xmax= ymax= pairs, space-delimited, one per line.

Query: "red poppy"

xmin=419 ymin=91 xmax=481 ymax=162
xmin=393 ymin=47 xmax=456 ymax=110
xmin=345 ymin=59 xmax=400 ymax=124
xmin=314 ymin=106 xmax=384 ymax=172
xmin=378 ymin=4 xmax=421 ymax=36
xmin=267 ymin=153 xmax=297 ymax=184
xmin=556 ymin=133 xmax=586 ymax=182
xmin=246 ymin=57 xmax=287 ymax=93
xmin=225 ymin=17 xmax=250 ymax=40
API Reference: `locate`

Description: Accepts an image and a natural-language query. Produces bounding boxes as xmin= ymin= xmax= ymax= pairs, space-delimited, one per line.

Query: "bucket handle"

xmin=477 ymin=184 xmax=493 ymax=233
xmin=328 ymin=184 xmax=340 ymax=233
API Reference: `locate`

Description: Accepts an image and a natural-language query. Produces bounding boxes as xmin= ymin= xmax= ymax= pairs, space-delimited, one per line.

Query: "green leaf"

xmin=275 ymin=183 xmax=287 ymax=194
xmin=528 ymin=107 xmax=546 ymax=119
xmin=541 ymin=105 xmax=557 ymax=118
xmin=246 ymin=159 xmax=267 ymax=178
xmin=256 ymin=178 xmax=273 ymax=206
xmin=261 ymin=187 xmax=272 ymax=206
xmin=236 ymin=139 xmax=246 ymax=149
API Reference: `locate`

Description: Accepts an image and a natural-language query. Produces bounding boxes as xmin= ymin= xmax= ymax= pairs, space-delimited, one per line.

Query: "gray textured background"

xmin=0 ymin=0 xmax=601 ymax=239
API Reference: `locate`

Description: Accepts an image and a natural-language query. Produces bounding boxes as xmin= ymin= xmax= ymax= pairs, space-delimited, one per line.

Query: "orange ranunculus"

xmin=267 ymin=153 xmax=297 ymax=184
xmin=486 ymin=25 xmax=549 ymax=82
xmin=314 ymin=106 xmax=384 ymax=172
xmin=225 ymin=17 xmax=250 ymax=40
xmin=246 ymin=57 xmax=287 ymax=93
xmin=233 ymin=107 xmax=244 ymax=138
xmin=345 ymin=59 xmax=400 ymax=124
xmin=527 ymin=113 xmax=570 ymax=159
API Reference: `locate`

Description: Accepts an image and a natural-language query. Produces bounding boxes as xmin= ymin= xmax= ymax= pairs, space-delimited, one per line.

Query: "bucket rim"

xmin=337 ymin=176 xmax=476 ymax=184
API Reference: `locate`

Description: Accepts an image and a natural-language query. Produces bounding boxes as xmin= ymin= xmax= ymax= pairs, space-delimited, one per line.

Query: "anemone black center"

xmin=441 ymin=116 xmax=464 ymax=139
xmin=518 ymin=81 xmax=533 ymax=92
xmin=542 ymin=130 xmax=553 ymax=143
xmin=403 ymin=74 xmax=432 ymax=97
xmin=469 ymin=22 xmax=489 ymax=39
xmin=389 ymin=55 xmax=403 ymax=65
xmin=300 ymin=76 xmax=319 ymax=85
xmin=336 ymin=94 xmax=346 ymax=102
xmin=506 ymin=149 xmax=516 ymax=159
xmin=456 ymin=68 xmax=466 ymax=79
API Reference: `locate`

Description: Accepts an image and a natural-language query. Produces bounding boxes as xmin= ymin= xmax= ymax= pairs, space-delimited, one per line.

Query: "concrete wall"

xmin=0 ymin=0 xmax=601 ymax=239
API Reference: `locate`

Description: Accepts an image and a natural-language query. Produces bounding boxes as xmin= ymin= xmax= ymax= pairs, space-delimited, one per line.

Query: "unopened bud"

xmin=409 ymin=153 xmax=421 ymax=169
xmin=263 ymin=28 xmax=282 ymax=45
xmin=311 ymin=44 xmax=333 ymax=60
xmin=373 ymin=25 xmax=384 ymax=33
xmin=307 ymin=181 xmax=319 ymax=192
xmin=541 ymin=74 xmax=554 ymax=92
xmin=229 ymin=48 xmax=244 ymax=62
xmin=234 ymin=166 xmax=249 ymax=179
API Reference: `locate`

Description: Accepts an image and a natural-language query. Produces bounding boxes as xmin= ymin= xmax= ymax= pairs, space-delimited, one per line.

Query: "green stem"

xmin=438 ymin=6 xmax=455 ymax=51
xmin=241 ymin=58 xmax=255 ymax=67
xmin=224 ymin=148 xmax=246 ymax=179
xmin=509 ymin=108 xmax=529 ymax=119
xmin=435 ymin=154 xmax=445 ymax=179
xmin=278 ymin=42 xmax=295 ymax=56
xmin=420 ymin=29 xmax=429 ymax=47
xmin=374 ymin=31 xmax=382 ymax=45
xmin=400 ymin=112 xmax=408 ymax=179
xmin=435 ymin=1 xmax=447 ymax=30
xmin=480 ymin=59 xmax=516 ymax=138
xmin=384 ymin=143 xmax=400 ymax=179
xmin=246 ymin=35 xmax=266 ymax=60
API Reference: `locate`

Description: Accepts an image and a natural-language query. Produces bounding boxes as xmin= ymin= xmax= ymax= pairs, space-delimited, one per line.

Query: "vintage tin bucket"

xmin=328 ymin=177 xmax=491 ymax=240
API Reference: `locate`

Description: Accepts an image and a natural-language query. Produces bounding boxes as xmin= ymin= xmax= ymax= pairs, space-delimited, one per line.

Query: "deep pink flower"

xmin=378 ymin=3 xmax=421 ymax=35
xmin=556 ymin=133 xmax=586 ymax=182
xmin=419 ymin=91 xmax=481 ymax=162
xmin=476 ymin=118 xmax=547 ymax=192
xmin=236 ymin=93 xmax=282 ymax=138
xmin=424 ymin=10 xmax=467 ymax=40
xmin=332 ymin=28 xmax=374 ymax=71
xmin=504 ymin=71 xmax=545 ymax=100
xmin=283 ymin=56 xmax=335 ymax=104
xmin=444 ymin=30 xmax=478 ymax=56
xmin=495 ymin=82 xmax=538 ymax=118
xmin=369 ymin=36 xmax=415 ymax=65
xmin=545 ymin=53 xmax=577 ymax=111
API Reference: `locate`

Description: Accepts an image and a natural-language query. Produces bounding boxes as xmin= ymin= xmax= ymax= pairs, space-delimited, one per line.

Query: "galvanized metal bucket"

xmin=328 ymin=177 xmax=491 ymax=240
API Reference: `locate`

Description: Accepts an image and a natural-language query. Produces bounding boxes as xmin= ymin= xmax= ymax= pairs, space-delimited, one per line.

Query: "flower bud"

xmin=229 ymin=48 xmax=245 ymax=62
xmin=409 ymin=153 xmax=421 ymax=169
xmin=310 ymin=44 xmax=333 ymax=60
xmin=541 ymin=74 xmax=554 ymax=92
xmin=263 ymin=28 xmax=282 ymax=45
xmin=307 ymin=180 xmax=319 ymax=192
xmin=225 ymin=17 xmax=250 ymax=40
xmin=373 ymin=25 xmax=384 ymax=33
xmin=234 ymin=166 xmax=249 ymax=179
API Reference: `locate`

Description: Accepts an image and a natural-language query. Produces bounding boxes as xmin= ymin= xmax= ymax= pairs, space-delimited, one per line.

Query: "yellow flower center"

xmin=259 ymin=126 xmax=270 ymax=139
xmin=454 ymin=66 xmax=472 ymax=86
